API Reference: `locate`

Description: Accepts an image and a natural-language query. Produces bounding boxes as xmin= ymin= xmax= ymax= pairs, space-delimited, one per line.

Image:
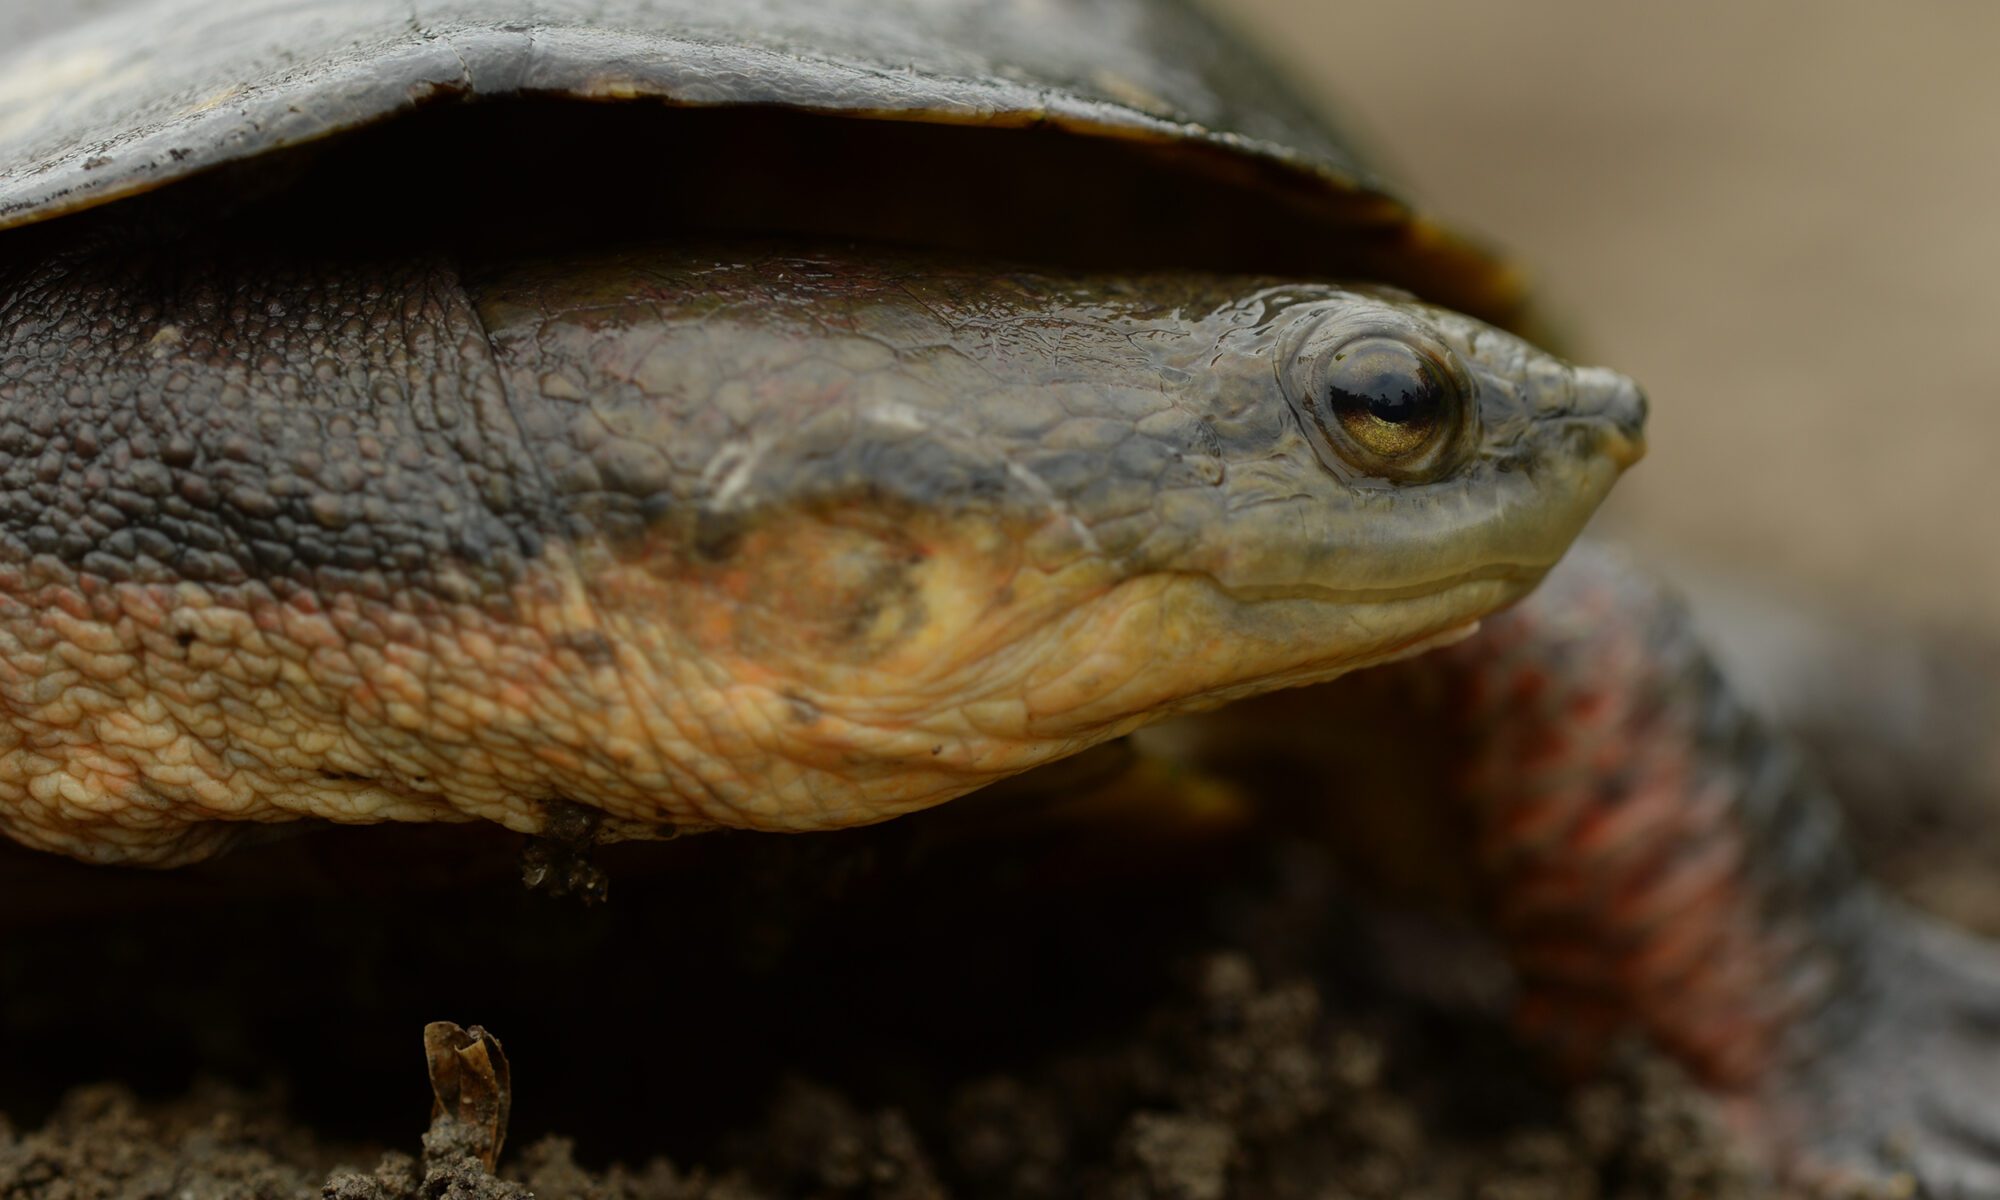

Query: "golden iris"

xmin=1324 ymin=338 xmax=1449 ymax=462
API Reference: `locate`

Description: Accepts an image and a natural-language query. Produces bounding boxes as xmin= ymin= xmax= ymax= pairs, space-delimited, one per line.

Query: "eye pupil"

xmin=1360 ymin=382 xmax=1427 ymax=424
xmin=1328 ymin=345 xmax=1442 ymax=426
xmin=1322 ymin=338 xmax=1452 ymax=464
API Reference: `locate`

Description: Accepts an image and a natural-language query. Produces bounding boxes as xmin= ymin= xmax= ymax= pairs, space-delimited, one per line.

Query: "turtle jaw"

xmin=540 ymin=502 xmax=1566 ymax=836
xmin=1573 ymin=365 xmax=1649 ymax=468
xmin=1180 ymin=428 xmax=1638 ymax=668
xmin=1001 ymin=566 xmax=1543 ymax=738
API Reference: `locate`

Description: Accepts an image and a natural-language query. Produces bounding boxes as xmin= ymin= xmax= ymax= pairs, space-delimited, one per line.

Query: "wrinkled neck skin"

xmin=0 ymin=234 xmax=1639 ymax=864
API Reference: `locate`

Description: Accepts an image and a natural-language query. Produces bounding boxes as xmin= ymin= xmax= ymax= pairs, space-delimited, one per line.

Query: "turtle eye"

xmin=1305 ymin=334 xmax=1469 ymax=483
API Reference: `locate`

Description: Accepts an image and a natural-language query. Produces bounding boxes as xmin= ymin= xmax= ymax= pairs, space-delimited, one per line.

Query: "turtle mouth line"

xmin=1206 ymin=559 xmax=1551 ymax=607
xmin=1092 ymin=567 xmax=1539 ymax=719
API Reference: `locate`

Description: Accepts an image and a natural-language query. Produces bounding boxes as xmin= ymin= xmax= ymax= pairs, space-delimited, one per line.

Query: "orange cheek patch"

xmin=2 ymin=487 xmax=1495 ymax=867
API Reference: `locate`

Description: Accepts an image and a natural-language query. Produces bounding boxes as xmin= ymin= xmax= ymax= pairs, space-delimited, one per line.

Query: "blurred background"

xmin=1227 ymin=1 xmax=2000 ymax=639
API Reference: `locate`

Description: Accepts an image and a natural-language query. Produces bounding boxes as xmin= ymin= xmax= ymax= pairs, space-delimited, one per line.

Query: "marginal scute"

xmin=0 ymin=0 xmax=1343 ymax=224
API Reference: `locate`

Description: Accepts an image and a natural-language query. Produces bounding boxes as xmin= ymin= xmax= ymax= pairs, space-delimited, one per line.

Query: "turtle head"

xmin=489 ymin=250 xmax=1644 ymax=833
xmin=1154 ymin=281 xmax=1648 ymax=692
xmin=935 ymin=280 xmax=1647 ymax=733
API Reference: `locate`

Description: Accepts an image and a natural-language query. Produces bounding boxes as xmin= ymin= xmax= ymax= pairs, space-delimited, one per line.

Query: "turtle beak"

xmin=1575 ymin=365 xmax=1648 ymax=469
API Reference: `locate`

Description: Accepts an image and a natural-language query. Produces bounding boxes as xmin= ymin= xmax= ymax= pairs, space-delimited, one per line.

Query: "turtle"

xmin=0 ymin=0 xmax=1993 ymax=1193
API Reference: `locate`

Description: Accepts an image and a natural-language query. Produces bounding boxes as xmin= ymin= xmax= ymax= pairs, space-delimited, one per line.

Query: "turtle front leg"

xmin=1432 ymin=545 xmax=2000 ymax=1196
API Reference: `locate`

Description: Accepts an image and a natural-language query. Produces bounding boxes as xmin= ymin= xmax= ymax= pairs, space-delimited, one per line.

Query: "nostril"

xmin=1570 ymin=366 xmax=1648 ymax=442
xmin=1563 ymin=366 xmax=1648 ymax=469
xmin=1620 ymin=379 xmax=1650 ymax=441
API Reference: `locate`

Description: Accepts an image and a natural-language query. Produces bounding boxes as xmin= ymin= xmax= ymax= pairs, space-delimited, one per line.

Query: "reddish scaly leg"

xmin=1433 ymin=545 xmax=2000 ymax=1196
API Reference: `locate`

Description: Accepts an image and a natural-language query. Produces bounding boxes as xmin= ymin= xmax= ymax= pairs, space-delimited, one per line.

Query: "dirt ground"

xmin=1 ymin=805 xmax=1768 ymax=1200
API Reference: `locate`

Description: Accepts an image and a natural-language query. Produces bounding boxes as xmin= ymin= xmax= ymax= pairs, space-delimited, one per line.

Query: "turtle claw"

xmin=1741 ymin=903 xmax=2000 ymax=1198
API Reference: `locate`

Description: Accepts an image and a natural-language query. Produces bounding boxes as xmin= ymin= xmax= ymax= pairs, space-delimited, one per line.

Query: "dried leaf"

xmin=423 ymin=1021 xmax=512 ymax=1170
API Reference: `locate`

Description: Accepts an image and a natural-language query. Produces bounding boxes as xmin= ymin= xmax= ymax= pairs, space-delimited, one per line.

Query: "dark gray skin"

xmin=0 ymin=234 xmax=1635 ymax=863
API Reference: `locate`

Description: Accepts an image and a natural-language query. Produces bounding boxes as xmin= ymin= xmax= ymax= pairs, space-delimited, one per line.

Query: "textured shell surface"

xmin=0 ymin=0 xmax=1377 ymax=229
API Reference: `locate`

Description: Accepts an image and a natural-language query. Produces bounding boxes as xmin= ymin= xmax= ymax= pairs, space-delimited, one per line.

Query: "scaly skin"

xmin=0 ymin=229 xmax=1639 ymax=865
xmin=1440 ymin=547 xmax=2000 ymax=1195
xmin=1178 ymin=546 xmax=2000 ymax=1194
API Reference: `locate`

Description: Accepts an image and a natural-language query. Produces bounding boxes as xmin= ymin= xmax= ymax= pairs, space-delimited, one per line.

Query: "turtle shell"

xmin=0 ymin=0 xmax=1527 ymax=327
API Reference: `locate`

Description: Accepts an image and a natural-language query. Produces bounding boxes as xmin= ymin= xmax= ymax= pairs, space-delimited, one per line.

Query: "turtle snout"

xmin=1573 ymin=365 xmax=1648 ymax=468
